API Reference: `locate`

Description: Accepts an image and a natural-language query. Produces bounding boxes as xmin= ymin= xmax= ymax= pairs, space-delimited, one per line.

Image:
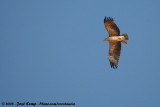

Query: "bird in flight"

xmin=104 ymin=16 xmax=129 ymax=69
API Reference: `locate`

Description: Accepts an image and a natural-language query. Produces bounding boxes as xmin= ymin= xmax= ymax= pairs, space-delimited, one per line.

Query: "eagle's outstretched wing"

xmin=109 ymin=42 xmax=121 ymax=69
xmin=104 ymin=16 xmax=120 ymax=36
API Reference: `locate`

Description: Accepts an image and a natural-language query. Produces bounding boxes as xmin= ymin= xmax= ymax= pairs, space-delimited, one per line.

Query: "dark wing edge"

xmin=104 ymin=16 xmax=120 ymax=36
xmin=104 ymin=16 xmax=113 ymax=23
xmin=109 ymin=42 xmax=121 ymax=69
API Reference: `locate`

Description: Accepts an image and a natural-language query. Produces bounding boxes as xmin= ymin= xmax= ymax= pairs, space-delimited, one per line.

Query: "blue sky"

xmin=0 ymin=0 xmax=160 ymax=107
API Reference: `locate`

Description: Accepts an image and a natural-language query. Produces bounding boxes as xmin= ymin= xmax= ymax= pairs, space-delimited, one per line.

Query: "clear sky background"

xmin=0 ymin=0 xmax=160 ymax=107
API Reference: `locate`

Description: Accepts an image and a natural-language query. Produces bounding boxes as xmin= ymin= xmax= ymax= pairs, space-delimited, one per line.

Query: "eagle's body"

xmin=104 ymin=17 xmax=129 ymax=69
xmin=105 ymin=36 xmax=125 ymax=41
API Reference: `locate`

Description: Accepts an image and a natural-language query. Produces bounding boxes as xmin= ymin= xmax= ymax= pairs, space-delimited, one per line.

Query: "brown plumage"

xmin=104 ymin=17 xmax=120 ymax=36
xmin=104 ymin=16 xmax=129 ymax=69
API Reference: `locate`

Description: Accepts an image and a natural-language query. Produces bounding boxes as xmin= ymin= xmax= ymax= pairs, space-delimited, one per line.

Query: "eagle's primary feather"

xmin=104 ymin=16 xmax=122 ymax=69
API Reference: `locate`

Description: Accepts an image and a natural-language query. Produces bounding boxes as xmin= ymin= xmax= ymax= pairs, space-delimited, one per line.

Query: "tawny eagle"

xmin=104 ymin=16 xmax=129 ymax=69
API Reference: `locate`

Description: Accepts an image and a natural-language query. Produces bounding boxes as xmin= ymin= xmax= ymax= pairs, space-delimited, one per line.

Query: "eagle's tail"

xmin=122 ymin=40 xmax=128 ymax=45
xmin=121 ymin=33 xmax=129 ymax=40
xmin=121 ymin=33 xmax=129 ymax=45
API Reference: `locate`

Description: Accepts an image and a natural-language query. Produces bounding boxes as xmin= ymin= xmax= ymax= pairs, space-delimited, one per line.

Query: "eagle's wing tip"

xmin=104 ymin=16 xmax=106 ymax=23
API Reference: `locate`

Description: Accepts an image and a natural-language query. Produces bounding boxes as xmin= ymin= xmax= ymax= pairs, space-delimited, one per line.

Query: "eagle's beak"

xmin=104 ymin=38 xmax=108 ymax=41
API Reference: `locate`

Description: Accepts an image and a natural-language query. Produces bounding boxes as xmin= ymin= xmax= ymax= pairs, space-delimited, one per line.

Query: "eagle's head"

xmin=104 ymin=37 xmax=109 ymax=41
